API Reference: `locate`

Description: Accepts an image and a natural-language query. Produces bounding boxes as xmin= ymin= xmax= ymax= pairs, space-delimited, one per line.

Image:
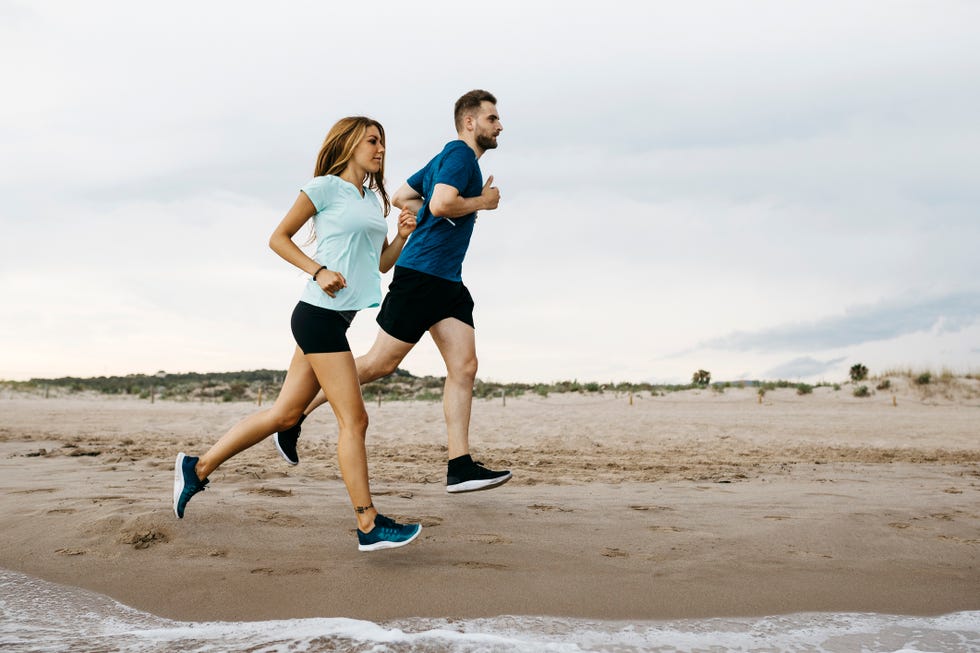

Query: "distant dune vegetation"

xmin=3 ymin=365 xmax=978 ymax=404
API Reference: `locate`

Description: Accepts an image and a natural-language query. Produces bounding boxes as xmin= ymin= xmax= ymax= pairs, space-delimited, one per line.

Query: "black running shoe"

xmin=274 ymin=414 xmax=305 ymax=466
xmin=173 ymin=452 xmax=209 ymax=518
xmin=446 ymin=454 xmax=512 ymax=493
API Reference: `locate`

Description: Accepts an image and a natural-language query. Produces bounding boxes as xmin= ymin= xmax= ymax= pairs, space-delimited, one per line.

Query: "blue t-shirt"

xmin=298 ymin=175 xmax=388 ymax=311
xmin=396 ymin=140 xmax=483 ymax=282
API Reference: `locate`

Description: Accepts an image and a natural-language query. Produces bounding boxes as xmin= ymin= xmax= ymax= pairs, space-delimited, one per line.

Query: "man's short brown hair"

xmin=454 ymin=89 xmax=497 ymax=131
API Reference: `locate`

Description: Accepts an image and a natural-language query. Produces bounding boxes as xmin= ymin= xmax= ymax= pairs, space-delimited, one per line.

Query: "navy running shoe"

xmin=173 ymin=452 xmax=209 ymax=518
xmin=274 ymin=414 xmax=304 ymax=466
xmin=357 ymin=515 xmax=421 ymax=552
xmin=446 ymin=454 xmax=512 ymax=493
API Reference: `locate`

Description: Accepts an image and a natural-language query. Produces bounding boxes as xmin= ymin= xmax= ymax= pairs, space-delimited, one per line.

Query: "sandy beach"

xmin=1 ymin=379 xmax=978 ymax=624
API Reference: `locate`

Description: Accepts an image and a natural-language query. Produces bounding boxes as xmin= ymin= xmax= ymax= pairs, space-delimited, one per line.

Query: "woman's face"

xmin=352 ymin=125 xmax=385 ymax=174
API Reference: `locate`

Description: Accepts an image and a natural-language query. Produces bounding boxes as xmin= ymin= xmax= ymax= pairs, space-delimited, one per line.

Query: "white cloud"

xmin=2 ymin=1 xmax=979 ymax=383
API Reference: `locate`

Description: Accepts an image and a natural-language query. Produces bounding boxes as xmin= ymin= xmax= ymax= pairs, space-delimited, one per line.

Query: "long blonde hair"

xmin=314 ymin=116 xmax=391 ymax=215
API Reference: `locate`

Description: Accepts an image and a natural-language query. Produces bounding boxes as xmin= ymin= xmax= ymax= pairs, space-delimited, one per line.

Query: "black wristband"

xmin=312 ymin=265 xmax=328 ymax=281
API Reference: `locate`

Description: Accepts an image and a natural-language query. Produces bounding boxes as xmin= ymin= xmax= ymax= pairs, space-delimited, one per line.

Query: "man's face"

xmin=473 ymin=101 xmax=503 ymax=150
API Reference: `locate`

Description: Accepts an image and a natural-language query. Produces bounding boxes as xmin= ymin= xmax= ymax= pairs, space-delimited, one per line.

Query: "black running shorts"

xmin=376 ymin=266 xmax=475 ymax=344
xmin=290 ymin=301 xmax=357 ymax=354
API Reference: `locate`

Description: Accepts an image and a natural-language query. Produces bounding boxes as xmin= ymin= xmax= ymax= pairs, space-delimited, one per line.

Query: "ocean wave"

xmin=2 ymin=569 xmax=978 ymax=652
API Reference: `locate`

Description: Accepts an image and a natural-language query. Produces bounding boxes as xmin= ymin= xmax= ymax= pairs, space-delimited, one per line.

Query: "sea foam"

xmin=2 ymin=569 xmax=978 ymax=652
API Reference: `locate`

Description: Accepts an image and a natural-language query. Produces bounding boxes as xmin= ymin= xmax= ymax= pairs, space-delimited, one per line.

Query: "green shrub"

xmin=853 ymin=385 xmax=870 ymax=397
xmin=692 ymin=369 xmax=711 ymax=386
xmin=849 ymin=364 xmax=868 ymax=382
xmin=796 ymin=383 xmax=813 ymax=395
xmin=915 ymin=372 xmax=931 ymax=386
xmin=876 ymin=379 xmax=891 ymax=390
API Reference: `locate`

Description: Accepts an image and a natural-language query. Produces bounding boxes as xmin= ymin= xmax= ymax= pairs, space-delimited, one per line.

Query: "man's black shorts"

xmin=376 ymin=266 xmax=474 ymax=344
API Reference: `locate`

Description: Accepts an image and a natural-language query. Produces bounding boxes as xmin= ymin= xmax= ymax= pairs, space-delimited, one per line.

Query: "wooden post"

xmin=629 ymin=391 xmax=633 ymax=406
xmin=257 ymin=387 xmax=263 ymax=406
xmin=44 ymin=384 xmax=49 ymax=399
xmin=892 ymin=394 xmax=897 ymax=407
xmin=501 ymin=389 xmax=506 ymax=407
xmin=150 ymin=386 xmax=155 ymax=404
xmin=377 ymin=394 xmax=381 ymax=407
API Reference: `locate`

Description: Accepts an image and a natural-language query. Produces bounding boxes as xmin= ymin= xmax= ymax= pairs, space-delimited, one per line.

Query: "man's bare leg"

xmin=429 ymin=317 xmax=511 ymax=492
xmin=428 ymin=317 xmax=477 ymax=459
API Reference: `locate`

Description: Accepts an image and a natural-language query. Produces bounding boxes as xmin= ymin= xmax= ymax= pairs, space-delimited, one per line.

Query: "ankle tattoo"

xmin=354 ymin=503 xmax=374 ymax=514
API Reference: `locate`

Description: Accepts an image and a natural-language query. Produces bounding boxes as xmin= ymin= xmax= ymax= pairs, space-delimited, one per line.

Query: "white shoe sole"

xmin=358 ymin=525 xmax=422 ymax=552
xmin=173 ymin=452 xmax=186 ymax=518
xmin=446 ymin=471 xmax=512 ymax=494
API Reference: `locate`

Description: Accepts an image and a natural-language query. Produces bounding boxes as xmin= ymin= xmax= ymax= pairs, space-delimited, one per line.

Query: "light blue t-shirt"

xmin=298 ymin=175 xmax=388 ymax=311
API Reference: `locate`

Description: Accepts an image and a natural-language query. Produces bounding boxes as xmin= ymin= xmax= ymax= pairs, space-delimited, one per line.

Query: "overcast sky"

xmin=2 ymin=0 xmax=978 ymax=384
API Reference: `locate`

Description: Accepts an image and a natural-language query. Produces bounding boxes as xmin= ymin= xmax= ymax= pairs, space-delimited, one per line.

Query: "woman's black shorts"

xmin=290 ymin=301 xmax=357 ymax=354
xmin=376 ymin=266 xmax=475 ymax=344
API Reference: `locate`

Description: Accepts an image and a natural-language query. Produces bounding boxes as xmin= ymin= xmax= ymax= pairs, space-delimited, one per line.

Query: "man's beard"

xmin=476 ymin=133 xmax=498 ymax=150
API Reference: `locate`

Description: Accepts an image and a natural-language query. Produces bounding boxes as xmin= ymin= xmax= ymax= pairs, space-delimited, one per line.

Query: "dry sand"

xmin=0 ymin=379 xmax=978 ymax=622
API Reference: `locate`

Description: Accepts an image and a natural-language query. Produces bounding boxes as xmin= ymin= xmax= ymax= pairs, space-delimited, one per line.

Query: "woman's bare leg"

xmin=305 ymin=351 xmax=376 ymax=532
xmin=195 ymin=347 xmax=320 ymax=479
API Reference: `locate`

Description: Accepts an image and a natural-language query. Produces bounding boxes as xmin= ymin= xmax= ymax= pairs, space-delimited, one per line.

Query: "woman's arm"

xmin=269 ymin=192 xmax=347 ymax=298
xmin=379 ymin=207 xmax=417 ymax=272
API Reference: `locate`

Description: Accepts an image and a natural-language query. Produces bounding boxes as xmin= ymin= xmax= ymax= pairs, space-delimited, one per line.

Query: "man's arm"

xmin=429 ymin=175 xmax=500 ymax=218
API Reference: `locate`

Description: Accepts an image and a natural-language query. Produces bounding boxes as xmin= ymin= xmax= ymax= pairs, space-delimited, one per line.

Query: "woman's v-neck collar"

xmin=334 ymin=174 xmax=367 ymax=198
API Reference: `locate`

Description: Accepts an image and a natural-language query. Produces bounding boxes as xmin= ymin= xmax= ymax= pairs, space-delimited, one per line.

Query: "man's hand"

xmin=480 ymin=175 xmax=500 ymax=210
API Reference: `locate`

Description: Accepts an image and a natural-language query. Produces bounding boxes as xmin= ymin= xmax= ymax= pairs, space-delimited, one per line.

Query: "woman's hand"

xmin=316 ymin=268 xmax=347 ymax=298
xmin=397 ymin=207 xmax=417 ymax=239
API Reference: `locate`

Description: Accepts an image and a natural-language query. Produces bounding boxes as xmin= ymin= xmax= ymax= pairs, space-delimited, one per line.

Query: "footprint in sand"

xmin=373 ymin=490 xmax=415 ymax=499
xmin=467 ymin=533 xmax=511 ymax=545
xmin=67 ymin=449 xmax=101 ymax=457
xmin=452 ymin=561 xmax=508 ymax=570
xmin=247 ymin=487 xmax=293 ymax=497
xmin=937 ymin=535 xmax=980 ymax=545
xmin=763 ymin=515 xmax=791 ymax=521
xmin=648 ymin=525 xmax=686 ymax=533
xmin=55 ymin=548 xmax=86 ymax=556
xmin=888 ymin=522 xmax=912 ymax=529
xmin=120 ymin=528 xmax=170 ymax=549
xmin=245 ymin=508 xmax=303 ymax=527
xmin=629 ymin=505 xmax=675 ymax=512
xmin=527 ymin=504 xmax=572 ymax=512
xmin=787 ymin=548 xmax=833 ymax=559
xmin=250 ymin=567 xmax=321 ymax=576
xmin=47 ymin=508 xmax=76 ymax=514
xmin=602 ymin=547 xmax=629 ymax=558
